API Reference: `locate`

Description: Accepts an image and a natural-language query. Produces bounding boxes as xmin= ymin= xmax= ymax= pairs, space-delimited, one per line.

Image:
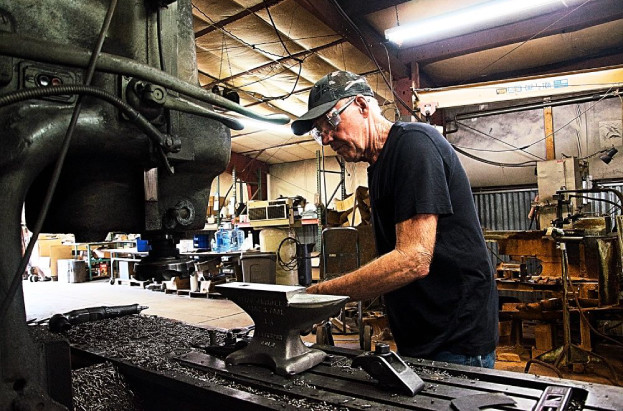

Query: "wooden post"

xmin=579 ymin=311 xmax=592 ymax=351
xmin=544 ymin=106 xmax=555 ymax=160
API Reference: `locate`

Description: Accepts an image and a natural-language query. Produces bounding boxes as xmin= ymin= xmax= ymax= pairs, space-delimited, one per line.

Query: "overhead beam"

xmin=194 ymin=0 xmax=285 ymax=38
xmin=336 ymin=0 xmax=410 ymax=18
xmin=454 ymin=48 xmax=623 ymax=86
xmin=294 ymin=0 xmax=409 ymax=80
xmin=399 ymin=0 xmax=623 ymax=64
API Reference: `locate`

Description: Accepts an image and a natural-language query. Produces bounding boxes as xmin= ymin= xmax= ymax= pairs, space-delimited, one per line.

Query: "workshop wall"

xmin=448 ymin=97 xmax=622 ymax=187
xmin=264 ymin=98 xmax=621 ymax=203
xmin=269 ymin=157 xmax=368 ymax=207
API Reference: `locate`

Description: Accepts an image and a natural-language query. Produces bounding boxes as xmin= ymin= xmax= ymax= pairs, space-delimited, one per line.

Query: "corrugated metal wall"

xmin=474 ymin=188 xmax=538 ymax=231
xmin=473 ymin=187 xmax=538 ymax=267
xmin=583 ymin=182 xmax=623 ymax=219
xmin=474 ymin=183 xmax=623 ymax=230
xmin=473 ymin=183 xmax=623 ymax=268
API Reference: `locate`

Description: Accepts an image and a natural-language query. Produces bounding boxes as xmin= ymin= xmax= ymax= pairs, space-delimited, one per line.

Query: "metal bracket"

xmin=351 ymin=343 xmax=424 ymax=396
xmin=533 ymin=386 xmax=573 ymax=411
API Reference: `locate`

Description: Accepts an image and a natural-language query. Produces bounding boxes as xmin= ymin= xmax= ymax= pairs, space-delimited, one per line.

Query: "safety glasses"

xmin=309 ymin=96 xmax=356 ymax=144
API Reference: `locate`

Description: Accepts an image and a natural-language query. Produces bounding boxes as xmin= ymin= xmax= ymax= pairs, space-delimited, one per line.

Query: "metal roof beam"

xmin=294 ymin=0 xmax=409 ymax=80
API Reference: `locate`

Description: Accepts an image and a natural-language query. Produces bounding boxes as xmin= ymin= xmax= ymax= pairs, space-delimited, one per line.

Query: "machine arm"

xmin=0 ymin=32 xmax=291 ymax=125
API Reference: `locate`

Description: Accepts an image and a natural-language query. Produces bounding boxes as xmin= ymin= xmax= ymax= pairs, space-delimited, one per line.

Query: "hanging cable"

xmin=452 ymin=144 xmax=538 ymax=167
xmin=277 ymin=236 xmax=300 ymax=271
xmin=0 ymin=0 xmax=119 ymax=321
xmin=474 ymin=0 xmax=593 ymax=80
xmin=327 ymin=0 xmax=418 ymax=119
xmin=455 ymin=120 xmax=545 ymax=160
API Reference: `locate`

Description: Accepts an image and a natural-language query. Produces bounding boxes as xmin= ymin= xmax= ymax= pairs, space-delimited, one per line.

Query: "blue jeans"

xmin=428 ymin=350 xmax=496 ymax=369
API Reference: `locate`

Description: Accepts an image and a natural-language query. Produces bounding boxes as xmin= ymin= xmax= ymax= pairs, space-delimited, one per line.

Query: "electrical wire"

xmin=277 ymin=236 xmax=300 ymax=271
xmin=568 ymin=195 xmax=623 ymax=212
xmin=198 ymin=0 xmax=307 ymax=102
xmin=193 ymin=4 xmax=289 ymax=61
xmin=327 ymin=0 xmax=418 ymax=119
xmin=156 ymin=9 xmax=166 ymax=73
xmin=0 ymin=0 xmax=119 ymax=321
xmin=196 ymin=33 xmax=342 ymax=53
xmin=452 ymin=144 xmax=538 ymax=167
xmin=474 ymin=0 xmax=593 ymax=80
xmin=264 ymin=0 xmax=293 ymax=58
xmin=380 ymin=42 xmax=400 ymax=120
xmin=455 ymin=120 xmax=545 ymax=160
xmin=574 ymin=104 xmax=583 ymax=157
xmin=452 ymin=88 xmax=618 ymax=165
xmin=451 ymin=144 xmax=536 ymax=153
xmin=522 ymin=87 xmax=617 ymax=150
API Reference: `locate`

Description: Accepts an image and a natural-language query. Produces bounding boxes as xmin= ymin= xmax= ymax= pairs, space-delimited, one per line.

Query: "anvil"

xmin=216 ymin=282 xmax=348 ymax=376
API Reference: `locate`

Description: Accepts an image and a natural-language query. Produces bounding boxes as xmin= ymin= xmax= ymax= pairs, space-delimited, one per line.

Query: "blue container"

xmin=136 ymin=238 xmax=150 ymax=252
xmin=221 ymin=229 xmax=232 ymax=252
xmin=193 ymin=234 xmax=210 ymax=250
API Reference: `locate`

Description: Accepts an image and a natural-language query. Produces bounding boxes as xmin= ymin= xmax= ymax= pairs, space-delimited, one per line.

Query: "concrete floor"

xmin=23 ymin=279 xmax=254 ymax=330
xmin=21 ymin=279 xmax=622 ymax=387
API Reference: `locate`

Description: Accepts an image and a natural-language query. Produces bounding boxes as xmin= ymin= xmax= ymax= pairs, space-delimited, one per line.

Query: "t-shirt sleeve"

xmin=392 ymin=130 xmax=453 ymax=224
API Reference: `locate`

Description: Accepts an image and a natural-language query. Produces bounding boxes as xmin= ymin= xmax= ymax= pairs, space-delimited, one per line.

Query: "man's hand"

xmin=306 ymin=283 xmax=321 ymax=294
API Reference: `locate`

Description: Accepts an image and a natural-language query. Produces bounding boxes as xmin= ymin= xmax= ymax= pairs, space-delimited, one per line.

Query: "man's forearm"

xmin=308 ymin=247 xmax=431 ymax=300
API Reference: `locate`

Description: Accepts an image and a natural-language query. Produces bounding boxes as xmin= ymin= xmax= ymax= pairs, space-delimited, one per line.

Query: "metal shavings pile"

xmin=65 ymin=315 xmax=344 ymax=411
xmin=72 ymin=362 xmax=141 ymax=411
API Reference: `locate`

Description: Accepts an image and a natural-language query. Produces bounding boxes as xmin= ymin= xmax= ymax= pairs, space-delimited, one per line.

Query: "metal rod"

xmin=455 ymin=92 xmax=618 ymax=121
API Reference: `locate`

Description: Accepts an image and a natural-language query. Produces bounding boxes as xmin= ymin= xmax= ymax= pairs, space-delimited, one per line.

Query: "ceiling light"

xmin=385 ymin=0 xmax=571 ymax=47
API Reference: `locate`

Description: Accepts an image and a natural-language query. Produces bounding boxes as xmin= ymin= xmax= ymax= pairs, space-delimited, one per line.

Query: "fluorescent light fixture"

xmin=385 ymin=0 xmax=570 ymax=46
xmin=238 ymin=118 xmax=293 ymax=134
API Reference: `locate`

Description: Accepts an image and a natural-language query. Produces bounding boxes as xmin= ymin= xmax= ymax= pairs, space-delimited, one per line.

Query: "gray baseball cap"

xmin=291 ymin=71 xmax=374 ymax=135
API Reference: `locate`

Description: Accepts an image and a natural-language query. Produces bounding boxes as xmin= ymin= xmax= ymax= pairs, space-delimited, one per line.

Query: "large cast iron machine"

xmin=0 ymin=1 xmax=288 ymax=408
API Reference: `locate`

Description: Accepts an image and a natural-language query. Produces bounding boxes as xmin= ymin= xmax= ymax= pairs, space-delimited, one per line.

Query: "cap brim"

xmin=291 ymin=100 xmax=338 ymax=135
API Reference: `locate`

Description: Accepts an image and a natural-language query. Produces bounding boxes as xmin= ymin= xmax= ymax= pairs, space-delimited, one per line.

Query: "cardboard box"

xmin=208 ymin=196 xmax=226 ymax=216
xmin=49 ymin=245 xmax=73 ymax=277
xmin=334 ymin=193 xmax=355 ymax=212
xmin=38 ymin=238 xmax=63 ymax=257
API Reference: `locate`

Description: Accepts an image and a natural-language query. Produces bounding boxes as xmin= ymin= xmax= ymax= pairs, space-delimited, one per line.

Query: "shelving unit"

xmin=69 ymin=241 xmax=135 ymax=280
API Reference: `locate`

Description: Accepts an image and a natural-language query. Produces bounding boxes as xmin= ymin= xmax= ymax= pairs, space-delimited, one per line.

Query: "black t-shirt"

xmin=367 ymin=122 xmax=498 ymax=358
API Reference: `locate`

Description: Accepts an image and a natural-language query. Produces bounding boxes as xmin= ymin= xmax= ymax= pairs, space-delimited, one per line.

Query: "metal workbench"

xmin=66 ymin=315 xmax=623 ymax=410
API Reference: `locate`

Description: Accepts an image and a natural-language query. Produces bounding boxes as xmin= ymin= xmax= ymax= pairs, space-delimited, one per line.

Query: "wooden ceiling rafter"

xmin=204 ymin=38 xmax=346 ymax=89
xmin=194 ymin=0 xmax=286 ymax=39
xmin=336 ymin=0 xmax=411 ymax=18
xmin=294 ymin=0 xmax=409 ymax=80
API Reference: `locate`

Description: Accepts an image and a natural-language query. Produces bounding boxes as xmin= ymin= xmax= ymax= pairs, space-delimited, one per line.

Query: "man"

xmin=291 ymin=71 xmax=498 ymax=368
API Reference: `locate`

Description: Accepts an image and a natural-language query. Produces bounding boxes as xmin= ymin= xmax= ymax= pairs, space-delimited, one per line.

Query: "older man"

xmin=291 ymin=71 xmax=498 ymax=368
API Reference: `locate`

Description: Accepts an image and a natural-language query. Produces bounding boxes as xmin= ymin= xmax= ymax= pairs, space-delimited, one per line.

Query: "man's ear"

xmin=355 ymin=95 xmax=368 ymax=115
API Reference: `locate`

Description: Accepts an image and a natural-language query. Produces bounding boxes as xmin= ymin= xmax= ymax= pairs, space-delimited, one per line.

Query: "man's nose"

xmin=321 ymin=130 xmax=332 ymax=145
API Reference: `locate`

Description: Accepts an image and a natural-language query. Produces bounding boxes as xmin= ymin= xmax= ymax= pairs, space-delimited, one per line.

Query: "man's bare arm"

xmin=307 ymin=214 xmax=438 ymax=300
